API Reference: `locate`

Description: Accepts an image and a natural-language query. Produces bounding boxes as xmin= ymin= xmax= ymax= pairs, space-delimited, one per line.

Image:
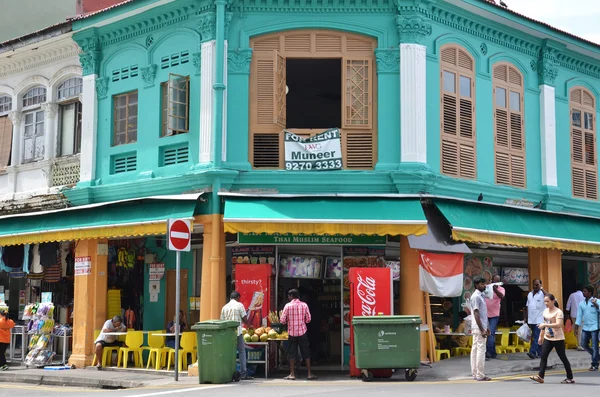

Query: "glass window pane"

xmin=129 ymin=92 xmax=138 ymax=104
xmin=116 ymin=120 xmax=126 ymax=134
xmin=36 ymin=111 xmax=44 ymax=122
xmin=25 ymin=113 xmax=34 ymax=125
xmin=128 ymin=129 xmax=137 ymax=143
xmin=443 ymin=71 xmax=455 ymax=93
xmin=495 ymin=87 xmax=506 ymax=108
xmin=572 ymin=110 xmax=582 ymax=127
xmin=585 ymin=112 xmax=594 ymax=130
xmin=115 ymin=95 xmax=127 ymax=108
xmin=35 ymin=121 xmax=44 ymax=136
xmin=60 ymin=104 xmax=76 ymax=156
xmin=24 ymin=125 xmax=33 ymax=137
xmin=34 ymin=136 xmax=44 ymax=159
xmin=510 ymin=91 xmax=520 ymax=112
xmin=459 ymin=76 xmax=471 ymax=98
xmin=23 ymin=138 xmax=33 ymax=161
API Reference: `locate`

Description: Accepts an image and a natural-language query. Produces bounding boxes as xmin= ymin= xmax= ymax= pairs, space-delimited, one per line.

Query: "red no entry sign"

xmin=168 ymin=219 xmax=191 ymax=251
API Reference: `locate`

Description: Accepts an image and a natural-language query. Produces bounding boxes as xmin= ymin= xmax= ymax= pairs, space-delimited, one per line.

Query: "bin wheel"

xmin=405 ymin=369 xmax=417 ymax=382
xmin=361 ymin=370 xmax=373 ymax=382
xmin=232 ymin=371 xmax=241 ymax=382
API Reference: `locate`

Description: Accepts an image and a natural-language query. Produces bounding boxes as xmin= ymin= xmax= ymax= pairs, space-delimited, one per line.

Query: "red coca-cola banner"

xmin=349 ymin=267 xmax=392 ymax=318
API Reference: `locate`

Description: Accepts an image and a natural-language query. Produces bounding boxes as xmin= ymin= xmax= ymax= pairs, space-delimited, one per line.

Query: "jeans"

xmin=486 ymin=317 xmax=499 ymax=358
xmin=529 ymin=324 xmax=542 ymax=357
xmin=538 ymin=339 xmax=573 ymax=380
xmin=0 ymin=342 xmax=7 ymax=367
xmin=470 ymin=330 xmax=487 ymax=379
xmin=237 ymin=334 xmax=247 ymax=377
xmin=582 ymin=329 xmax=599 ymax=367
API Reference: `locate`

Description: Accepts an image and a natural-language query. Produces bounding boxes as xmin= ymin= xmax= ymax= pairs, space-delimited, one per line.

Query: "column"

xmin=41 ymin=102 xmax=58 ymax=161
xmin=400 ymin=43 xmax=427 ymax=163
xmin=199 ymin=41 xmax=215 ymax=163
xmin=79 ymin=74 xmax=98 ymax=184
xmin=198 ymin=214 xmax=226 ymax=320
xmin=69 ymin=239 xmax=108 ymax=368
xmin=399 ymin=236 xmax=427 ymax=361
xmin=528 ymin=248 xmax=563 ymax=307
xmin=199 ymin=215 xmax=213 ymax=321
xmin=7 ymin=111 xmax=22 ymax=167
xmin=540 ymin=85 xmax=557 ymax=187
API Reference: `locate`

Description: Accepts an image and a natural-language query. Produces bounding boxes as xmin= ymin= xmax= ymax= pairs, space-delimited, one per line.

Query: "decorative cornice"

xmin=198 ymin=11 xmax=216 ymax=41
xmin=192 ymin=52 xmax=201 ymax=75
xmin=96 ymin=77 xmax=109 ymax=99
xmin=396 ymin=14 xmax=432 ymax=45
xmin=41 ymin=103 xmax=58 ymax=119
xmin=225 ymin=12 xmax=234 ymax=40
xmin=7 ymin=111 xmax=22 ymax=125
xmin=228 ymin=0 xmax=396 ymax=13
xmin=375 ymin=48 xmax=400 ymax=73
xmin=537 ymin=46 xmax=559 ymax=86
xmin=76 ymin=30 xmax=102 ymax=76
xmin=141 ymin=64 xmax=157 ymax=88
xmin=0 ymin=40 xmax=80 ymax=79
xmin=227 ymin=48 xmax=252 ymax=74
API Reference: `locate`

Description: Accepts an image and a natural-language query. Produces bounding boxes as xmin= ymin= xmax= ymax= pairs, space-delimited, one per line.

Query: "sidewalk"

xmin=0 ymin=350 xmax=594 ymax=388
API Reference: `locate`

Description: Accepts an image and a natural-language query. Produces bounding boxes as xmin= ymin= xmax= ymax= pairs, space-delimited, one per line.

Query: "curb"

xmin=0 ymin=372 xmax=150 ymax=389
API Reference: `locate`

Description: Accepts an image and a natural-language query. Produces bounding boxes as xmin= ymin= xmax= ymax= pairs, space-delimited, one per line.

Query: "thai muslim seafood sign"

xmin=284 ymin=128 xmax=343 ymax=171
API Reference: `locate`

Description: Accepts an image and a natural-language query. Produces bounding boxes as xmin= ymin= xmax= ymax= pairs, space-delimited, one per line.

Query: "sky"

xmin=506 ymin=0 xmax=600 ymax=44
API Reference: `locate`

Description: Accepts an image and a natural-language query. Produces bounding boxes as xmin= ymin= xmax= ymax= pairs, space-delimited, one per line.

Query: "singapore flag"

xmin=418 ymin=251 xmax=464 ymax=297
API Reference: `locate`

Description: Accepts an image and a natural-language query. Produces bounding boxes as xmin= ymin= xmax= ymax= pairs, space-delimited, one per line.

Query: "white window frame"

xmin=0 ymin=95 xmax=12 ymax=115
xmin=22 ymin=109 xmax=45 ymax=163
xmin=57 ymin=78 xmax=83 ymax=157
xmin=57 ymin=78 xmax=83 ymax=101
xmin=22 ymin=86 xmax=46 ymax=108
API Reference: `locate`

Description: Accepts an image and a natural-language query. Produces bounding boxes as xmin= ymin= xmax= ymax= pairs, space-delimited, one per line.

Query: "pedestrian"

xmin=529 ymin=294 xmax=575 ymax=384
xmin=280 ymin=288 xmax=317 ymax=380
xmin=220 ymin=291 xmax=253 ymax=380
xmin=575 ymin=285 xmax=600 ymax=371
xmin=0 ymin=308 xmax=15 ymax=371
xmin=165 ymin=310 xmax=187 ymax=349
xmin=93 ymin=315 xmax=126 ymax=370
xmin=565 ymin=284 xmax=585 ymax=351
xmin=470 ymin=276 xmax=491 ymax=381
xmin=525 ymin=278 xmax=546 ymax=359
xmin=485 ymin=275 xmax=504 ymax=359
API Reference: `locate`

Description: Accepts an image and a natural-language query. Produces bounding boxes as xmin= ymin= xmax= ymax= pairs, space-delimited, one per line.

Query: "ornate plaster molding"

xmin=7 ymin=111 xmax=22 ymax=125
xmin=192 ymin=52 xmax=201 ymax=75
xmin=0 ymin=40 xmax=80 ymax=79
xmin=41 ymin=103 xmax=59 ymax=119
xmin=198 ymin=11 xmax=216 ymax=41
xmin=375 ymin=48 xmax=400 ymax=73
xmin=14 ymin=75 xmax=50 ymax=96
xmin=141 ymin=64 xmax=158 ymax=88
xmin=227 ymin=49 xmax=252 ymax=74
xmin=50 ymin=65 xmax=83 ymax=88
xmin=537 ymin=46 xmax=559 ymax=86
xmin=96 ymin=77 xmax=109 ymax=99
xmin=396 ymin=14 xmax=432 ymax=45
xmin=228 ymin=0 xmax=396 ymax=13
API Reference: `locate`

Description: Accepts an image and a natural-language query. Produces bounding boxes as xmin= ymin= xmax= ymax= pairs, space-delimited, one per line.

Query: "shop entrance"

xmin=165 ymin=269 xmax=188 ymax=325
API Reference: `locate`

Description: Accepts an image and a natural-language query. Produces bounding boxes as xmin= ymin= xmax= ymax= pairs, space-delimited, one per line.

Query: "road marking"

xmin=127 ymin=385 xmax=231 ymax=397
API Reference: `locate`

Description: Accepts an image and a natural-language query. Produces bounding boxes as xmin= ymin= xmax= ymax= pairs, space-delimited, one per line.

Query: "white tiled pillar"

xmin=400 ymin=43 xmax=427 ymax=163
xmin=7 ymin=111 xmax=22 ymax=167
xmin=540 ymin=84 xmax=557 ymax=187
xmin=41 ymin=102 xmax=58 ymax=160
xmin=80 ymin=74 xmax=98 ymax=183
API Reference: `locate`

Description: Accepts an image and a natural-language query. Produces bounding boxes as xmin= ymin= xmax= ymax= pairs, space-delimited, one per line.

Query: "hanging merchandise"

xmin=3 ymin=245 xmax=25 ymax=268
xmin=117 ymin=247 xmax=128 ymax=268
xmin=39 ymin=243 xmax=60 ymax=268
xmin=124 ymin=307 xmax=136 ymax=329
xmin=23 ymin=302 xmax=56 ymax=367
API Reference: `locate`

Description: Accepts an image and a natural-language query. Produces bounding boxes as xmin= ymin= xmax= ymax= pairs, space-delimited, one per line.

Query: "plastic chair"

xmin=145 ymin=331 xmax=169 ymax=370
xmin=451 ymin=335 xmax=472 ymax=357
xmin=117 ymin=331 xmax=144 ymax=368
xmin=511 ymin=333 xmax=527 ymax=353
xmin=166 ymin=332 xmax=197 ymax=371
xmin=497 ymin=330 xmax=517 ymax=354
xmin=435 ymin=348 xmax=451 ymax=361
xmin=92 ymin=330 xmax=120 ymax=367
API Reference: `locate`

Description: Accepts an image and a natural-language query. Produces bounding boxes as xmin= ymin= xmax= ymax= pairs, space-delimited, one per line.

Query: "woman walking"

xmin=0 ymin=308 xmax=15 ymax=371
xmin=530 ymin=294 xmax=575 ymax=384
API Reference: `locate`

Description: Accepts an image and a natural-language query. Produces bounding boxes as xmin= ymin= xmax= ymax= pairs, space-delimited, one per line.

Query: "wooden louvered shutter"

xmin=440 ymin=46 xmax=475 ymax=179
xmin=251 ymin=49 xmax=285 ymax=168
xmin=0 ymin=116 xmax=12 ymax=168
xmin=571 ymin=87 xmax=597 ymax=199
xmin=343 ymin=57 xmax=373 ymax=168
xmin=493 ymin=64 xmax=525 ymax=188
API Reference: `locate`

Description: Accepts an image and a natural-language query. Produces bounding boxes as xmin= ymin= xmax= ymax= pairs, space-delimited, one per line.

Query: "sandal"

xmin=283 ymin=375 xmax=296 ymax=380
xmin=307 ymin=374 xmax=318 ymax=380
xmin=476 ymin=376 xmax=492 ymax=381
xmin=561 ymin=379 xmax=575 ymax=384
xmin=530 ymin=375 xmax=544 ymax=383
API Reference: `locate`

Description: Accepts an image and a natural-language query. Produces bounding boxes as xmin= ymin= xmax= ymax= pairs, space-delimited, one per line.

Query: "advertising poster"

xmin=235 ymin=264 xmax=272 ymax=329
xmin=231 ymin=246 xmax=276 ymax=280
xmin=279 ymin=255 xmax=323 ymax=278
xmin=284 ymin=128 xmax=342 ymax=171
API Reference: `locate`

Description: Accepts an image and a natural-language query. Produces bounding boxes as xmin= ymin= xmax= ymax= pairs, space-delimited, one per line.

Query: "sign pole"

xmin=174 ymin=250 xmax=181 ymax=382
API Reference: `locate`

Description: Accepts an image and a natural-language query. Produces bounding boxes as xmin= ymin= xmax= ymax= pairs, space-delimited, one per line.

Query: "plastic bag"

xmin=516 ymin=323 xmax=531 ymax=342
xmin=564 ymin=318 xmax=573 ymax=333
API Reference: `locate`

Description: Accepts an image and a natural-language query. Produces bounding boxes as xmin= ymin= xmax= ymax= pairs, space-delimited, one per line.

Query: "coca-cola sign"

xmin=356 ymin=273 xmax=377 ymax=316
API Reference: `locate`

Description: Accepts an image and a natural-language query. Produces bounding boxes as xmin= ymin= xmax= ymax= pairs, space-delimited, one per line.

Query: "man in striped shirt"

xmin=280 ymin=289 xmax=317 ymax=380
xmin=221 ymin=291 xmax=253 ymax=380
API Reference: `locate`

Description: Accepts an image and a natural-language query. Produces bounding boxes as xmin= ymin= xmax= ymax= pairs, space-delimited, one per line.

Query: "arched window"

xmin=492 ymin=63 xmax=525 ymax=188
xmin=440 ymin=45 xmax=476 ymax=179
xmin=0 ymin=95 xmax=12 ymax=114
xmin=570 ymin=87 xmax=597 ymax=200
xmin=22 ymin=86 xmax=46 ymax=107
xmin=57 ymin=77 xmax=82 ymax=100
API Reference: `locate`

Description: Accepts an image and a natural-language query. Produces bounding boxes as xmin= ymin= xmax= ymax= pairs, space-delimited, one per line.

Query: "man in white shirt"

xmin=525 ymin=278 xmax=546 ymax=359
xmin=94 ymin=316 xmax=126 ymax=370
xmin=470 ymin=276 xmax=491 ymax=381
xmin=566 ymin=284 xmax=585 ymax=351
xmin=221 ymin=291 xmax=253 ymax=380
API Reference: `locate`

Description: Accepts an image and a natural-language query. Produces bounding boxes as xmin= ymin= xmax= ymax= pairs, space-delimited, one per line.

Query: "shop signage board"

xmin=149 ymin=263 xmax=165 ymax=280
xmin=74 ymin=256 xmax=92 ymax=276
xmin=238 ymin=233 xmax=386 ymax=245
xmin=284 ymin=128 xmax=343 ymax=171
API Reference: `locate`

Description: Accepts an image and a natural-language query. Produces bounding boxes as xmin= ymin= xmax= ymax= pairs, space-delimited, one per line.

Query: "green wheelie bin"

xmin=352 ymin=315 xmax=422 ymax=382
xmin=191 ymin=320 xmax=241 ymax=384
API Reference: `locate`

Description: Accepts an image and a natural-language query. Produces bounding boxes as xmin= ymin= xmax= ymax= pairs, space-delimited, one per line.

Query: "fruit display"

xmin=242 ymin=325 xmax=288 ymax=341
xmin=268 ymin=310 xmax=283 ymax=324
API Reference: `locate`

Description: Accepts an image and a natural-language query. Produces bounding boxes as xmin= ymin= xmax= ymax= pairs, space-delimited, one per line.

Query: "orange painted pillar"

xmin=217 ymin=216 xmax=226 ymax=311
xmin=199 ymin=215 xmax=213 ymax=321
xmin=69 ymin=239 xmax=108 ymax=368
xmin=399 ymin=236 xmax=427 ymax=361
xmin=199 ymin=214 xmax=226 ymax=320
xmin=529 ymin=248 xmax=562 ymax=307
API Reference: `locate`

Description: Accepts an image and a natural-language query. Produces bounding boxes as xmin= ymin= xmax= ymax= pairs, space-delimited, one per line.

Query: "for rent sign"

xmin=284 ymin=128 xmax=343 ymax=171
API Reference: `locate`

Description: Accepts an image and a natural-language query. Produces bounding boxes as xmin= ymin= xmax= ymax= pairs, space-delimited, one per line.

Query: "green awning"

xmin=0 ymin=194 xmax=200 ymax=246
xmin=223 ymin=197 xmax=428 ymax=236
xmin=435 ymin=200 xmax=600 ymax=254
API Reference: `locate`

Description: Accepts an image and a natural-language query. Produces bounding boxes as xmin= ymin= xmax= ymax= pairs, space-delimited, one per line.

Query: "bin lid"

xmin=352 ymin=315 xmax=422 ymax=325
xmin=191 ymin=320 xmax=240 ymax=330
